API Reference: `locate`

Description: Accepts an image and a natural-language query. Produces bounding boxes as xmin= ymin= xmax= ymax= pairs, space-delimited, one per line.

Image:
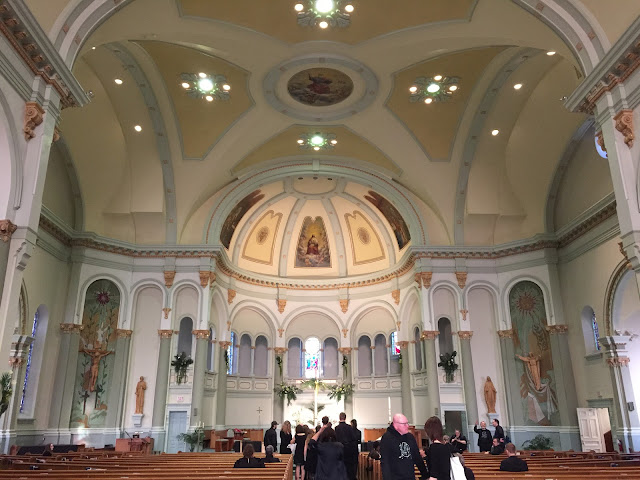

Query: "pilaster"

xmin=422 ymin=330 xmax=440 ymax=418
xmin=496 ymin=329 xmax=524 ymax=427
xmin=105 ymin=330 xmax=132 ymax=429
xmin=398 ymin=341 xmax=412 ymax=423
xmin=457 ymin=331 xmax=478 ymax=446
xmin=273 ymin=347 xmax=286 ymax=422
xmin=151 ymin=330 xmax=173 ymax=428
xmin=216 ymin=341 xmax=231 ymax=429
xmin=190 ymin=330 xmax=209 ymax=426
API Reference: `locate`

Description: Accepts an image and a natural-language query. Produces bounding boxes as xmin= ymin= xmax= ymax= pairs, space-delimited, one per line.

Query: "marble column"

xmin=191 ymin=330 xmax=209 ymax=427
xmin=398 ymin=342 xmax=413 ymax=423
xmin=339 ymin=348 xmax=354 ymax=420
xmin=0 ymin=220 xmax=16 ymax=302
xmin=422 ymin=331 xmax=440 ymax=418
xmin=457 ymin=331 xmax=478 ymax=447
xmin=273 ymin=347 xmax=286 ymax=422
xmin=215 ymin=341 xmax=230 ymax=429
xmin=497 ymin=330 xmax=524 ymax=428
xmin=106 ymin=330 xmax=132 ymax=430
xmin=546 ymin=325 xmax=580 ymax=450
xmin=152 ymin=330 xmax=173 ymax=428
xmin=600 ymin=335 xmax=640 ymax=452
xmin=48 ymin=324 xmax=83 ymax=440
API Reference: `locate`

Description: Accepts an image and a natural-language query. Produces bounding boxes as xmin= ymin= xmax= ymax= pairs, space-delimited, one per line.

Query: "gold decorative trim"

xmin=397 ymin=341 xmax=409 ymax=349
xmin=274 ymin=347 xmax=287 ymax=355
xmin=340 ymin=299 xmax=349 ymax=313
xmin=342 ymin=328 xmax=348 ymax=339
xmin=596 ymin=130 xmax=606 ymax=152
xmin=164 ymin=271 xmax=175 ymax=288
xmin=219 ymin=340 xmax=232 ymax=348
xmin=116 ymin=329 xmax=133 ymax=338
xmin=192 ymin=329 xmax=210 ymax=340
xmin=277 ymin=299 xmax=286 ymax=314
xmin=199 ymin=271 xmax=212 ymax=288
xmin=162 ymin=307 xmax=171 ymax=320
xmin=614 ymin=109 xmax=634 ymax=148
xmin=455 ymin=272 xmax=467 ymax=289
xmin=9 ymin=357 xmax=24 ymax=368
xmin=60 ymin=323 xmax=84 ymax=334
xmin=0 ymin=219 xmax=17 ymax=242
xmin=391 ymin=289 xmax=400 ymax=305
xmin=227 ymin=320 xmax=231 ymax=332
xmin=24 ymin=102 xmax=44 ymax=141
xmin=158 ymin=329 xmax=174 ymax=338
xmin=607 ymin=356 xmax=630 ymax=367
xmin=338 ymin=347 xmax=352 ymax=355
xmin=545 ymin=324 xmax=569 ymax=334
xmin=456 ymin=330 xmax=473 ymax=340
xmin=460 ymin=309 xmax=468 ymax=321
xmin=415 ymin=272 xmax=432 ymax=289
xmin=421 ymin=330 xmax=439 ymax=340
xmin=497 ymin=329 xmax=514 ymax=339
xmin=228 ymin=289 xmax=236 ymax=304
xmin=278 ymin=328 xmax=284 ymax=338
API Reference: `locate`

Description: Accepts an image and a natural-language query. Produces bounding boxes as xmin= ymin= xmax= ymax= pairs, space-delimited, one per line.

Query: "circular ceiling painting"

xmin=287 ymin=68 xmax=354 ymax=107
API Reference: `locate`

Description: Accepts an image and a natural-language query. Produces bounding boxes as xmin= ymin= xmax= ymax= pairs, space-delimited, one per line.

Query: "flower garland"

xmin=171 ymin=352 xmax=194 ymax=384
xmin=274 ymin=382 xmax=301 ymax=406
xmin=328 ymin=383 xmax=354 ymax=402
xmin=437 ymin=351 xmax=458 ymax=383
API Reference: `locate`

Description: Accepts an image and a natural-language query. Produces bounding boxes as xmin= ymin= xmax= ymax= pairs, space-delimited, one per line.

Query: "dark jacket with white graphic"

xmin=379 ymin=425 xmax=429 ymax=480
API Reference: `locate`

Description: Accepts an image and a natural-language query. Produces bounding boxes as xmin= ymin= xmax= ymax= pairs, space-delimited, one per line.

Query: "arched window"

xmin=305 ymin=337 xmax=321 ymax=378
xmin=581 ymin=306 xmax=601 ymax=354
xmin=390 ymin=331 xmax=400 ymax=356
xmin=323 ymin=337 xmax=339 ymax=378
xmin=226 ymin=332 xmax=236 ymax=375
xmin=389 ymin=332 xmax=401 ymax=375
xmin=414 ymin=327 xmax=423 ymax=371
xmin=20 ymin=305 xmax=48 ymax=415
xmin=254 ymin=336 xmax=269 ymax=377
xmin=287 ymin=338 xmax=303 ymax=378
xmin=358 ymin=336 xmax=372 ymax=376
xmin=438 ymin=317 xmax=453 ymax=354
xmin=207 ymin=328 xmax=215 ymax=371
xmin=177 ymin=317 xmax=193 ymax=357
xmin=238 ymin=334 xmax=252 ymax=376
xmin=592 ymin=314 xmax=601 ymax=351
xmin=374 ymin=334 xmax=389 ymax=375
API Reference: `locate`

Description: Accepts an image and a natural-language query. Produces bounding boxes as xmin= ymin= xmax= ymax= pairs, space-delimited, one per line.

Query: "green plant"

xmin=437 ymin=351 xmax=458 ymax=383
xmin=276 ymin=355 xmax=283 ymax=377
xmin=177 ymin=425 xmax=204 ymax=452
xmin=301 ymin=378 xmax=329 ymax=391
xmin=0 ymin=372 xmax=12 ymax=416
xmin=224 ymin=350 xmax=229 ymax=371
xmin=328 ymin=383 xmax=354 ymax=402
xmin=274 ymin=382 xmax=301 ymax=406
xmin=341 ymin=355 xmax=349 ymax=377
xmin=522 ymin=434 xmax=553 ymax=451
xmin=171 ymin=352 xmax=194 ymax=384
xmin=398 ymin=353 xmax=403 ymax=373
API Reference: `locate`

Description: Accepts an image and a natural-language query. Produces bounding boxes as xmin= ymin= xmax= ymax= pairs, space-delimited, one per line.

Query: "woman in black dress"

xmin=424 ymin=416 xmax=451 ymax=480
xmin=307 ymin=422 xmax=347 ymax=480
xmin=280 ymin=420 xmax=293 ymax=454
xmin=293 ymin=424 xmax=307 ymax=480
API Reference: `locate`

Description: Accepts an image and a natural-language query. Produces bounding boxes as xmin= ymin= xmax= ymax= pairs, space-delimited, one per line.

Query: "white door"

xmin=577 ymin=407 xmax=605 ymax=452
xmin=167 ymin=411 xmax=188 ymax=453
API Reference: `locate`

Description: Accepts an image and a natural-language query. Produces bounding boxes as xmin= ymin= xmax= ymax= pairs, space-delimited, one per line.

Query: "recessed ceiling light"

xmin=181 ymin=82 xmax=190 ymax=89
xmin=134 ymin=125 xmax=142 ymax=132
xmin=114 ymin=78 xmax=123 ymax=85
xmin=315 ymin=0 xmax=334 ymax=13
xmin=205 ymin=95 xmax=214 ymax=102
xmin=294 ymin=3 xmax=304 ymax=11
xmin=449 ymin=85 xmax=458 ymax=91
xmin=297 ymin=139 xmax=304 ymax=144
xmin=513 ymin=83 xmax=523 ymax=90
xmin=344 ymin=4 xmax=354 ymax=12
xmin=409 ymin=86 xmax=418 ymax=93
xmin=491 ymin=129 xmax=499 ymax=136
xmin=546 ymin=51 xmax=556 ymax=56
xmin=198 ymin=78 xmax=214 ymax=92
xmin=311 ymin=135 xmax=324 ymax=145
xmin=313 ymin=146 xmax=320 ymax=151
xmin=424 ymin=98 xmax=433 ymax=104
xmin=198 ymin=72 xmax=207 ymax=78
xmin=91 ymin=46 xmax=96 ymax=50
xmin=427 ymin=83 xmax=440 ymax=93
xmin=433 ymin=75 xmax=443 ymax=81
xmin=330 ymin=139 xmax=338 ymax=145
xmin=222 ymin=84 xmax=231 ymax=91
xmin=319 ymin=20 xmax=329 ymax=29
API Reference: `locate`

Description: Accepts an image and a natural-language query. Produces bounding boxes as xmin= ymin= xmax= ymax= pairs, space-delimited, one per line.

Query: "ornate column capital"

xmin=421 ymin=330 xmax=439 ymax=340
xmin=497 ymin=329 xmax=514 ymax=339
xmin=192 ymin=329 xmax=210 ymax=340
xmin=456 ymin=330 xmax=473 ymax=340
xmin=164 ymin=271 xmax=176 ymax=288
xmin=199 ymin=271 xmax=213 ymax=288
xmin=338 ymin=347 xmax=352 ymax=355
xmin=116 ymin=329 xmax=133 ymax=338
xmin=219 ymin=340 xmax=232 ymax=348
xmin=8 ymin=357 xmax=24 ymax=368
xmin=607 ymin=356 xmax=630 ymax=367
xmin=158 ymin=329 xmax=174 ymax=339
xmin=455 ymin=272 xmax=467 ymax=289
xmin=614 ymin=109 xmax=634 ymax=148
xmin=24 ymin=102 xmax=44 ymax=140
xmin=59 ymin=323 xmax=84 ymax=334
xmin=397 ymin=341 xmax=409 ymax=349
xmin=274 ymin=347 xmax=288 ymax=355
xmin=228 ymin=289 xmax=236 ymax=304
xmin=415 ymin=272 xmax=432 ymax=289
xmin=545 ymin=324 xmax=569 ymax=335
xmin=0 ymin=220 xmax=17 ymax=242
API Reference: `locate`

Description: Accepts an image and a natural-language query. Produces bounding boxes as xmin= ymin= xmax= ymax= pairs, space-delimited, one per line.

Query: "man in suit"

xmin=264 ymin=421 xmax=278 ymax=452
xmin=335 ymin=412 xmax=358 ymax=480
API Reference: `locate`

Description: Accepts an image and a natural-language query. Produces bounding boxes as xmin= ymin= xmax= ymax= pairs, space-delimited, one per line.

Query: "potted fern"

xmin=171 ymin=352 xmax=194 ymax=384
xmin=0 ymin=372 xmax=12 ymax=417
xmin=177 ymin=425 xmax=204 ymax=452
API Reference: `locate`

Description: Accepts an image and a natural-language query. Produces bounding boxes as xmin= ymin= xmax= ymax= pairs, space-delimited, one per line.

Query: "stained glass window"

xmin=592 ymin=313 xmax=601 ymax=351
xmin=390 ymin=331 xmax=400 ymax=356
xmin=20 ymin=310 xmax=38 ymax=413
xmin=305 ymin=337 xmax=321 ymax=378
xmin=227 ymin=331 xmax=235 ymax=375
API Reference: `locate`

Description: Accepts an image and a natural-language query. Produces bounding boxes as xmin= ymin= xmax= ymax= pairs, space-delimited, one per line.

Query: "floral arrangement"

xmin=0 ymin=372 xmax=12 ymax=417
xmin=276 ymin=355 xmax=283 ymax=376
xmin=274 ymin=382 xmax=302 ymax=406
xmin=438 ymin=351 xmax=458 ymax=383
xmin=328 ymin=383 xmax=354 ymax=402
xmin=171 ymin=352 xmax=194 ymax=384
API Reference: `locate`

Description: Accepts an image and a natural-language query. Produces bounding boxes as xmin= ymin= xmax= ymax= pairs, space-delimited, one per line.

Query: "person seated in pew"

xmin=450 ymin=429 xmax=468 ymax=454
xmin=454 ymin=453 xmax=475 ymax=480
xmin=42 ymin=444 xmax=55 ymax=457
xmin=499 ymin=443 xmax=528 ymax=472
xmin=233 ymin=444 xmax=265 ymax=468
xmin=490 ymin=438 xmax=505 ymax=455
xmin=264 ymin=445 xmax=281 ymax=463
xmin=368 ymin=441 xmax=381 ymax=460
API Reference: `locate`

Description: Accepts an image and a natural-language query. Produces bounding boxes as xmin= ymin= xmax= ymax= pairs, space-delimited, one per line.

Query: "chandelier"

xmin=295 ymin=0 xmax=354 ymax=29
xmin=409 ymin=75 xmax=460 ymax=105
xmin=179 ymin=72 xmax=230 ymax=102
xmin=297 ymin=133 xmax=338 ymax=150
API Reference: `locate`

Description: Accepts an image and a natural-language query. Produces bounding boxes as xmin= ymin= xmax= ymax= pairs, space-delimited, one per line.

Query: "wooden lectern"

xmin=115 ymin=437 xmax=154 ymax=454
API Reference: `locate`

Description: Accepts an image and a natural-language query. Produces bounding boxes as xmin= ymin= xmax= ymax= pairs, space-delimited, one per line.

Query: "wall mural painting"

xmin=220 ymin=190 xmax=265 ymax=249
xmin=287 ymin=68 xmax=354 ymax=107
xmin=295 ymin=216 xmax=331 ymax=268
xmin=69 ymin=280 xmax=120 ymax=428
xmin=364 ymin=191 xmax=411 ymax=250
xmin=509 ymin=281 xmax=558 ymax=426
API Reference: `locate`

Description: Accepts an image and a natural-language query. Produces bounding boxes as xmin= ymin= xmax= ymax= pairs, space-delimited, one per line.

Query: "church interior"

xmin=1 ymin=0 xmax=640 ymax=466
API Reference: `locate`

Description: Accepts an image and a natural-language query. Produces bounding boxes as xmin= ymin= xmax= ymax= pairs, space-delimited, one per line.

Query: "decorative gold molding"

xmin=607 ymin=356 xmax=630 ymax=367
xmin=614 ymin=109 xmax=634 ymax=148
xmin=274 ymin=347 xmax=287 ymax=355
xmin=596 ymin=130 xmax=606 ymax=152
xmin=545 ymin=324 xmax=569 ymax=334
xmin=219 ymin=340 xmax=232 ymax=348
xmin=192 ymin=329 xmax=210 ymax=340
xmin=415 ymin=271 xmax=432 ymax=289
xmin=24 ymin=102 xmax=44 ymax=140
xmin=497 ymin=329 xmax=514 ymax=339
xmin=199 ymin=271 xmax=212 ymax=288
xmin=116 ymin=329 xmax=132 ymax=338
xmin=8 ymin=357 xmax=24 ymax=368
xmin=397 ymin=341 xmax=409 ymax=349
xmin=421 ymin=330 xmax=439 ymax=340
xmin=162 ymin=307 xmax=171 ymax=320
xmin=455 ymin=272 xmax=467 ymax=289
xmin=391 ymin=289 xmax=400 ymax=305
xmin=278 ymin=328 xmax=284 ymax=338
xmin=0 ymin=220 xmax=17 ymax=242
xmin=158 ymin=329 xmax=174 ymax=338
xmin=460 ymin=309 xmax=468 ymax=321
xmin=338 ymin=347 xmax=352 ymax=355
xmin=340 ymin=299 xmax=349 ymax=313
xmin=227 ymin=320 xmax=231 ymax=332
xmin=228 ymin=289 xmax=236 ymax=304
xmin=164 ymin=271 xmax=175 ymax=288
xmin=59 ymin=323 xmax=83 ymax=334
xmin=342 ymin=328 xmax=349 ymax=339
xmin=396 ymin=321 xmax=401 ymax=331
xmin=277 ymin=299 xmax=286 ymax=314
xmin=456 ymin=330 xmax=473 ymax=340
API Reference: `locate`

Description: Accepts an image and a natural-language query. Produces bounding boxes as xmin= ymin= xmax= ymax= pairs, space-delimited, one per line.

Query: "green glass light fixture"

xmin=294 ymin=0 xmax=354 ymax=29
xmin=409 ymin=75 xmax=460 ymax=105
xmin=179 ymin=72 xmax=231 ymax=102
xmin=297 ymin=133 xmax=338 ymax=150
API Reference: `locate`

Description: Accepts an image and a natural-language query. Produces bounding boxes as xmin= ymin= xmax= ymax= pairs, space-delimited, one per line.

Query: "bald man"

xmin=380 ymin=414 xmax=429 ymax=480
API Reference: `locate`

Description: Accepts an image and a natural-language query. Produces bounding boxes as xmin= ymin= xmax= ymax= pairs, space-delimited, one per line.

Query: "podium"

xmin=115 ymin=437 xmax=154 ymax=454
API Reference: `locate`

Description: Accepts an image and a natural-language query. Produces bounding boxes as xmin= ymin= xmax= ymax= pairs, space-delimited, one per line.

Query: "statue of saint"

xmin=80 ymin=342 xmax=113 ymax=392
xmin=484 ymin=376 xmax=497 ymax=413
xmin=135 ymin=376 xmax=147 ymax=414
xmin=516 ymin=352 xmax=542 ymax=390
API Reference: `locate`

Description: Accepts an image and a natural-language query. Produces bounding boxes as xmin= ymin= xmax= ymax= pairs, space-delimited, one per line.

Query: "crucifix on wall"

xmin=257 ymin=406 xmax=263 ymax=425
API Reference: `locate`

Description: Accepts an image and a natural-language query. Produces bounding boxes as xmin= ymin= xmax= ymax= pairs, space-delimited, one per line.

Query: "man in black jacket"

xmin=500 ymin=443 xmax=528 ymax=471
xmin=336 ymin=412 xmax=359 ymax=480
xmin=474 ymin=420 xmax=492 ymax=452
xmin=490 ymin=438 xmax=505 ymax=455
xmin=380 ymin=413 xmax=429 ymax=480
xmin=492 ymin=419 xmax=505 ymax=443
xmin=264 ymin=420 xmax=278 ymax=452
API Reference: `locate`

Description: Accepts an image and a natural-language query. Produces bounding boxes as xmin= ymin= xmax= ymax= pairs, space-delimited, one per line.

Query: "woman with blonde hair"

xmin=280 ymin=420 xmax=293 ymax=454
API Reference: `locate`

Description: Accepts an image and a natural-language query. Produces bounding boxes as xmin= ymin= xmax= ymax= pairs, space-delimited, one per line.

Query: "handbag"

xmin=450 ymin=455 xmax=466 ymax=480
